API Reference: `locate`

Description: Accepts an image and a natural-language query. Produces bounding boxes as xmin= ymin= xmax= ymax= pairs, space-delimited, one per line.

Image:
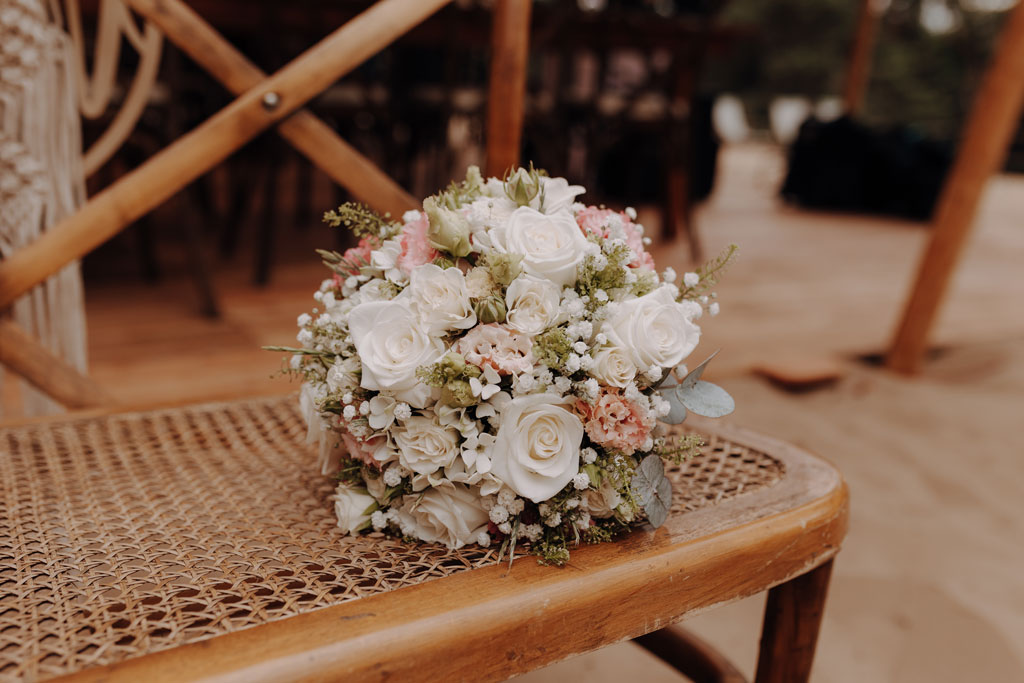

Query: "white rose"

xmin=393 ymin=415 xmax=460 ymax=475
xmin=600 ymin=286 xmax=701 ymax=371
xmin=334 ymin=483 xmax=377 ymax=534
xmin=505 ymin=274 xmax=562 ymax=336
xmin=490 ymin=394 xmax=584 ymax=503
xmin=466 ymin=196 xmax=517 ymax=233
xmin=491 ymin=207 xmax=589 ymax=287
xmin=536 ymin=176 xmax=585 ymax=214
xmin=407 ymin=264 xmax=476 ymax=334
xmin=582 ymin=481 xmax=623 ymax=519
xmin=589 ymin=345 xmax=637 ymax=388
xmin=394 ymin=484 xmax=490 ymax=549
xmin=348 ymin=298 xmax=444 ymax=408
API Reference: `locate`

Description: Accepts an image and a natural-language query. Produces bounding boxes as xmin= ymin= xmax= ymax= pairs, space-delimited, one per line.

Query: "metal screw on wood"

xmin=262 ymin=91 xmax=281 ymax=111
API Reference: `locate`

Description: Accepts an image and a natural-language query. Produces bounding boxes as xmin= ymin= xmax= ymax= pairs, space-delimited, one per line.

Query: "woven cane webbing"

xmin=0 ymin=395 xmax=783 ymax=681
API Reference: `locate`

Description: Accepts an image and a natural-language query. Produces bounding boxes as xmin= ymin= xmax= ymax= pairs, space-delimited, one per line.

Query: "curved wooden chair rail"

xmin=0 ymin=395 xmax=847 ymax=682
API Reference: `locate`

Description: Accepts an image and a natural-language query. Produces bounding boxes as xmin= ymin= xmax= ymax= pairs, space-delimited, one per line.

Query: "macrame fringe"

xmin=1 ymin=0 xmax=88 ymax=416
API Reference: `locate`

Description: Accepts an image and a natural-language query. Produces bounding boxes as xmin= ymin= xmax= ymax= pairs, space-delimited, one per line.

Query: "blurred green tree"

xmin=705 ymin=0 xmax=1012 ymax=144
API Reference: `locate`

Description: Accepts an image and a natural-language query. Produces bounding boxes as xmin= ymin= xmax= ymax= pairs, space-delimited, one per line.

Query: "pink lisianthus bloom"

xmin=340 ymin=431 xmax=385 ymax=470
xmin=456 ymin=323 xmax=534 ymax=375
xmin=340 ymin=235 xmax=380 ymax=276
xmin=397 ymin=211 xmax=439 ymax=273
xmin=574 ymin=207 xmax=655 ymax=270
xmin=575 ymin=389 xmax=654 ymax=455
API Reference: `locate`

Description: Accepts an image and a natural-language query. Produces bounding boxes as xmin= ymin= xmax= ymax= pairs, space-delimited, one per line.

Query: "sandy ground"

xmin=3 ymin=144 xmax=1022 ymax=680
xmin=520 ymin=338 xmax=1024 ymax=682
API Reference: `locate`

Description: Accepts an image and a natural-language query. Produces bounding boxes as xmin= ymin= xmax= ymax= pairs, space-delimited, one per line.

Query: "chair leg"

xmin=754 ymin=559 xmax=834 ymax=683
xmin=634 ymin=626 xmax=747 ymax=683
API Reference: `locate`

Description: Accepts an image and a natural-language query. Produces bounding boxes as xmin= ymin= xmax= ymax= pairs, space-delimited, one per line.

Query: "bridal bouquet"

xmin=272 ymin=166 xmax=735 ymax=565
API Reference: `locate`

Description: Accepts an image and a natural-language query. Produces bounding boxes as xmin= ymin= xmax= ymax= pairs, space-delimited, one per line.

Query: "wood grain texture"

xmin=122 ymin=0 xmax=418 ymax=218
xmin=0 ymin=0 xmax=450 ymax=311
xmin=887 ymin=0 xmax=1024 ymax=373
xmin=54 ymin=422 xmax=847 ymax=683
xmin=0 ymin=319 xmax=111 ymax=409
xmin=754 ymin=559 xmax=834 ymax=683
xmin=486 ymin=0 xmax=532 ymax=176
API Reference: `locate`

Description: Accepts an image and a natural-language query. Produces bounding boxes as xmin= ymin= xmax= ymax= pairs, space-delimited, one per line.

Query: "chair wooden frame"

xmin=0 ymin=0 xmax=533 ymax=408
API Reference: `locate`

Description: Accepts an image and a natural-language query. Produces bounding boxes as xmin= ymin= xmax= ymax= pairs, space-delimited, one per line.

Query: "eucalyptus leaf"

xmin=658 ymin=372 xmax=680 ymax=390
xmin=631 ymin=455 xmax=673 ymax=528
xmin=680 ymin=350 xmax=720 ymax=390
xmin=676 ymin=380 xmax=735 ymax=418
xmin=659 ymin=390 xmax=688 ymax=424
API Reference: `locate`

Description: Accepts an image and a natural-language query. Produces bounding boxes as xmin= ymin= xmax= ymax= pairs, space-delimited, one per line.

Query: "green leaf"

xmin=680 ymin=350 xmax=720 ymax=390
xmin=676 ymin=381 xmax=735 ymax=418
xmin=631 ymin=455 xmax=673 ymax=528
xmin=659 ymin=390 xmax=688 ymax=424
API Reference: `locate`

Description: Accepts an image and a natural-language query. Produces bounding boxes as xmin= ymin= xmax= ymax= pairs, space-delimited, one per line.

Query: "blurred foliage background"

xmin=702 ymin=0 xmax=1021 ymax=166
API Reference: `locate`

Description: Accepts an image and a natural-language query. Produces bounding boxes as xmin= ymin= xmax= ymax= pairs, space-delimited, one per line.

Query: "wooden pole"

xmin=0 ymin=0 xmax=450 ymax=311
xmin=486 ymin=0 xmax=532 ymax=177
xmin=842 ymin=0 xmax=882 ymax=114
xmin=0 ymin=319 xmax=111 ymax=409
xmin=122 ymin=0 xmax=418 ymax=218
xmin=887 ymin=1 xmax=1024 ymax=374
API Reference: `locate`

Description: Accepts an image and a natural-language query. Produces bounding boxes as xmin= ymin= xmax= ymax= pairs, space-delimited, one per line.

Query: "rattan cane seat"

xmin=0 ymin=394 xmax=847 ymax=683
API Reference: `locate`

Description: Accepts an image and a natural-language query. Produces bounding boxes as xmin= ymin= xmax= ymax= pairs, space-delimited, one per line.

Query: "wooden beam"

xmin=0 ymin=0 xmax=450 ymax=311
xmin=486 ymin=0 xmax=532 ymax=177
xmin=0 ymin=319 xmax=111 ymax=409
xmin=842 ymin=0 xmax=882 ymax=114
xmin=887 ymin=1 xmax=1024 ymax=374
xmin=123 ymin=0 xmax=418 ymax=218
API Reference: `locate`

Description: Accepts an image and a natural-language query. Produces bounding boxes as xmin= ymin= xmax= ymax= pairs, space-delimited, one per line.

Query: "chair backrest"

xmin=0 ymin=0 xmax=533 ymax=414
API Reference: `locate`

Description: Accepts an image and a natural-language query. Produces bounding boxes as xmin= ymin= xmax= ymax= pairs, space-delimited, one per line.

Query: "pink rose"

xmin=397 ymin=212 xmax=439 ymax=273
xmin=456 ymin=323 xmax=534 ymax=375
xmin=575 ymin=207 xmax=654 ymax=270
xmin=576 ymin=389 xmax=653 ymax=455
xmin=340 ymin=235 xmax=380 ymax=276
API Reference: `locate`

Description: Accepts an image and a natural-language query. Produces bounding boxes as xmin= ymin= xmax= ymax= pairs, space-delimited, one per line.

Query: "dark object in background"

xmin=780 ymin=115 xmax=953 ymax=221
xmin=594 ymin=95 xmax=720 ymax=204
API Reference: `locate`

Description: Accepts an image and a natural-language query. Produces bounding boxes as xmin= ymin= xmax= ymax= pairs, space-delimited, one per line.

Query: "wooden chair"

xmin=0 ymin=0 xmax=529 ymax=411
xmin=0 ymin=394 xmax=848 ymax=682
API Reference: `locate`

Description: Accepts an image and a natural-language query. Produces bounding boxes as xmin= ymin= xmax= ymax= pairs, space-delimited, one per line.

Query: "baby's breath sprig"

xmin=323 ymin=202 xmax=399 ymax=240
xmin=680 ymin=243 xmax=738 ymax=301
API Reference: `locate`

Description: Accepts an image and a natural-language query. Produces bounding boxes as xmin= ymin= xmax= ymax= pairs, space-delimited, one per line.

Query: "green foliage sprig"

xmin=680 ymin=243 xmax=738 ymax=301
xmin=433 ymin=165 xmax=486 ymax=210
xmin=657 ymin=434 xmax=705 ymax=465
xmin=323 ymin=202 xmax=399 ymax=240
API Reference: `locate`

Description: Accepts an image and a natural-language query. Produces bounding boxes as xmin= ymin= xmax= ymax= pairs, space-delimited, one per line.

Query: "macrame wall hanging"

xmin=0 ymin=0 xmax=88 ymax=416
xmin=0 ymin=0 xmax=161 ymax=416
